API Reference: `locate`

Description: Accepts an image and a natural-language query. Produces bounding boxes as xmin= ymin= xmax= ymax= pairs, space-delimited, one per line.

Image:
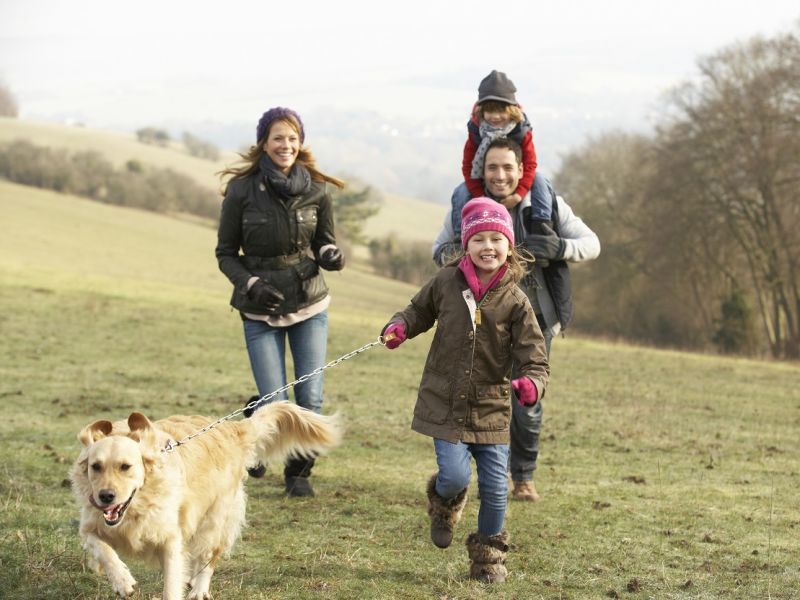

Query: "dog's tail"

xmin=249 ymin=401 xmax=341 ymax=465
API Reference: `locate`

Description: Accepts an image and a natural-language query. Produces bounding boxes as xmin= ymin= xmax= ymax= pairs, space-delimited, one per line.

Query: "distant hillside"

xmin=0 ymin=117 xmax=233 ymax=193
xmin=369 ymin=191 xmax=446 ymax=242
xmin=0 ymin=117 xmax=446 ymax=243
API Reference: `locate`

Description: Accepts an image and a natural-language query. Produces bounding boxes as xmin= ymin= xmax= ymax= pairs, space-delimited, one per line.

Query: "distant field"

xmin=369 ymin=191 xmax=446 ymax=243
xmin=0 ymin=117 xmax=446 ymax=242
xmin=2 ymin=153 xmax=798 ymax=599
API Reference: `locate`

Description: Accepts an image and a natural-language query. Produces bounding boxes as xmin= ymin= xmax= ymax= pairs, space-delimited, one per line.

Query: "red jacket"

xmin=462 ymin=112 xmax=537 ymax=199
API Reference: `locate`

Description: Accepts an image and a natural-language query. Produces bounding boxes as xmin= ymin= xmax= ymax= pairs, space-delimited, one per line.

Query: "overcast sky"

xmin=1 ymin=0 xmax=798 ymax=146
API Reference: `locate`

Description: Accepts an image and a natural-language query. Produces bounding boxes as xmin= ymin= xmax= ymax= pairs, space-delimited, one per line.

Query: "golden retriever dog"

xmin=70 ymin=401 xmax=340 ymax=600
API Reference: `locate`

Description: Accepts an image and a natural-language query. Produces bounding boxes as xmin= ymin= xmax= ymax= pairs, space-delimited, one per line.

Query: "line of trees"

xmin=556 ymin=25 xmax=800 ymax=359
xmin=0 ymin=140 xmax=220 ymax=218
xmin=1 ymin=137 xmax=384 ymax=248
xmin=136 ymin=127 xmax=221 ymax=162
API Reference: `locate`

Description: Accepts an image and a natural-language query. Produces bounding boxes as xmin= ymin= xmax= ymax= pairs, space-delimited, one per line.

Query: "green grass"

xmin=1 ymin=182 xmax=799 ymax=599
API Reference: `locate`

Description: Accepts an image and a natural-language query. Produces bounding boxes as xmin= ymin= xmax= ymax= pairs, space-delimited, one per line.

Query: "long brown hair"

xmin=218 ymin=116 xmax=345 ymax=194
xmin=447 ymin=244 xmax=535 ymax=284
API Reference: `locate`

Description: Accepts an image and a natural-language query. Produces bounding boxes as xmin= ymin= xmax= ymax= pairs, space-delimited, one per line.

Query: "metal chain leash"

xmin=162 ymin=336 xmax=387 ymax=453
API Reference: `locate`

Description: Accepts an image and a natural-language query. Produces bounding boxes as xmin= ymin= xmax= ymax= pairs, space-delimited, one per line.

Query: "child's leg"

xmin=467 ymin=443 xmax=511 ymax=583
xmin=427 ymin=439 xmax=472 ymax=548
xmin=526 ymin=173 xmax=556 ymax=266
xmin=471 ymin=443 xmax=509 ymax=535
xmin=433 ymin=439 xmax=472 ymax=496
xmin=529 ymin=172 xmax=554 ymax=223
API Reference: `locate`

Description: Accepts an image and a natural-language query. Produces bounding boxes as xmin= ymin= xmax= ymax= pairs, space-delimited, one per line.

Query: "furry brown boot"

xmin=466 ymin=530 xmax=510 ymax=583
xmin=426 ymin=473 xmax=468 ymax=549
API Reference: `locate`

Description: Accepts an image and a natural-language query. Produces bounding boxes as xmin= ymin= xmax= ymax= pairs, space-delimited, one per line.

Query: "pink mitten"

xmin=382 ymin=322 xmax=407 ymax=350
xmin=512 ymin=376 xmax=538 ymax=406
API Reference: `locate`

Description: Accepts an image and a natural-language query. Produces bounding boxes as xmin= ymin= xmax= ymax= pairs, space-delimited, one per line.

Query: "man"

xmin=432 ymin=137 xmax=600 ymax=501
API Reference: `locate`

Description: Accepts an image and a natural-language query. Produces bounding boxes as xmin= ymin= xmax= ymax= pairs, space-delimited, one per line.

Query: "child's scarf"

xmin=458 ymin=255 xmax=508 ymax=301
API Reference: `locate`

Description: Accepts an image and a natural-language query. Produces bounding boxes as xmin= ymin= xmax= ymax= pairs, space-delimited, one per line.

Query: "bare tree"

xmin=655 ymin=28 xmax=800 ymax=358
xmin=554 ymin=26 xmax=800 ymax=357
xmin=554 ymin=131 xmax=702 ymax=345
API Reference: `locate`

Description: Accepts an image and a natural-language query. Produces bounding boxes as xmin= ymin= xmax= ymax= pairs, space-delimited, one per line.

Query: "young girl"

xmin=381 ymin=198 xmax=549 ymax=583
xmin=461 ymin=70 xmax=553 ymax=235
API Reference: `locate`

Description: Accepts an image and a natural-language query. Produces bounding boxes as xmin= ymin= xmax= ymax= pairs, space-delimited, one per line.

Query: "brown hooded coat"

xmin=389 ymin=265 xmax=549 ymax=444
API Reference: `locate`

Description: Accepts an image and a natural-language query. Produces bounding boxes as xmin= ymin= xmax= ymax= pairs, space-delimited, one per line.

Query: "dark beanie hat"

xmin=256 ymin=107 xmax=305 ymax=144
xmin=477 ymin=70 xmax=518 ymax=105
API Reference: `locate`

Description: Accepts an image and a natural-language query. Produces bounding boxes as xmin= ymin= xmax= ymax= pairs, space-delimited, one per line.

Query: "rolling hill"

xmin=0 ymin=117 xmax=447 ymax=242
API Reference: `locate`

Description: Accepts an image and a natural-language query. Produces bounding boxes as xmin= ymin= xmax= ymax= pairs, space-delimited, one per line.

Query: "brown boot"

xmin=426 ymin=473 xmax=468 ymax=549
xmin=511 ymin=480 xmax=540 ymax=502
xmin=466 ymin=530 xmax=510 ymax=583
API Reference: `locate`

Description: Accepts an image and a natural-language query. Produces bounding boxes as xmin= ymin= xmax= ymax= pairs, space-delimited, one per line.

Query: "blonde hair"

xmin=476 ymin=101 xmax=523 ymax=124
xmin=447 ymin=244 xmax=535 ymax=283
xmin=218 ymin=116 xmax=345 ymax=193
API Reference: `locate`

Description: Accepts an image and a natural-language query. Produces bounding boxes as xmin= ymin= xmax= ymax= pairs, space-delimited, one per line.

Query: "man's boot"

xmin=466 ymin=530 xmax=510 ymax=583
xmin=426 ymin=473 xmax=468 ymax=548
xmin=284 ymin=456 xmax=316 ymax=497
xmin=511 ymin=479 xmax=540 ymax=502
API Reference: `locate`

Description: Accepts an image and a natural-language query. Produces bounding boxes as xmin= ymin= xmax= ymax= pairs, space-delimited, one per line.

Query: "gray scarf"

xmin=470 ymin=120 xmax=517 ymax=179
xmin=259 ymin=154 xmax=311 ymax=198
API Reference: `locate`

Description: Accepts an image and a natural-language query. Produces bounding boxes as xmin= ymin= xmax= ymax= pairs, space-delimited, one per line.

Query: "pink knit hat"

xmin=461 ymin=197 xmax=514 ymax=248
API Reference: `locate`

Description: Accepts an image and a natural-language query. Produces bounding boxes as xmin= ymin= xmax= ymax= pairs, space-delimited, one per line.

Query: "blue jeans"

xmin=242 ymin=311 xmax=328 ymax=414
xmin=529 ymin=172 xmax=554 ymax=221
xmin=433 ymin=439 xmax=509 ymax=536
xmin=509 ymin=325 xmax=553 ymax=481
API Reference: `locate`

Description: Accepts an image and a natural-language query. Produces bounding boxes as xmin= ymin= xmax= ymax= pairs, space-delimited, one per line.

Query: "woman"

xmin=216 ymin=107 xmax=345 ymax=497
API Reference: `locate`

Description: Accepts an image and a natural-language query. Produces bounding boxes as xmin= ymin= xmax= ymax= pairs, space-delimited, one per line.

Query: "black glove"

xmin=524 ymin=224 xmax=566 ymax=260
xmin=247 ymin=278 xmax=285 ymax=310
xmin=318 ymin=247 xmax=345 ymax=271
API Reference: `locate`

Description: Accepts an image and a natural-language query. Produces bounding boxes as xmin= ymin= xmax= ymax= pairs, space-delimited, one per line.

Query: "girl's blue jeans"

xmin=433 ymin=438 xmax=509 ymax=536
xmin=242 ymin=311 xmax=328 ymax=414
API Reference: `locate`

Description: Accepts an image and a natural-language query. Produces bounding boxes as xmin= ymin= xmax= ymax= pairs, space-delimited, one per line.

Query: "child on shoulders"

xmin=462 ymin=70 xmax=552 ymax=234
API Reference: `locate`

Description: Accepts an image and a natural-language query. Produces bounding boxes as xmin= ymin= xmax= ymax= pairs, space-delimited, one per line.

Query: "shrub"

xmin=0 ymin=139 xmax=219 ymax=220
xmin=368 ymin=233 xmax=438 ymax=285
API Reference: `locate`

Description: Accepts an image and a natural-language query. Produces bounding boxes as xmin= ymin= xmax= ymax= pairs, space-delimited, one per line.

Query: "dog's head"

xmin=75 ymin=412 xmax=159 ymax=527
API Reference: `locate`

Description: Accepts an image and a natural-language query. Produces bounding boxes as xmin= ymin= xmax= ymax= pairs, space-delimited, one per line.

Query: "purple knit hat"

xmin=461 ymin=197 xmax=514 ymax=248
xmin=256 ymin=107 xmax=305 ymax=144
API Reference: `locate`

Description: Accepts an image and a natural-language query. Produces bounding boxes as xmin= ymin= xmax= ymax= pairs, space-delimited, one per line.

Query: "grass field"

xmin=1 ymin=181 xmax=799 ymax=599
